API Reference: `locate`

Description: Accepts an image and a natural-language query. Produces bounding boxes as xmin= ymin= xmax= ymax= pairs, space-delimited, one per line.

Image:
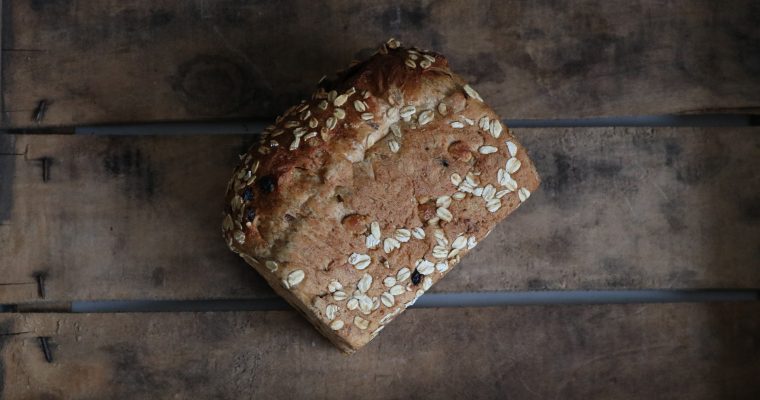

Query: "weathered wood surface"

xmin=3 ymin=0 xmax=759 ymax=128
xmin=0 ymin=136 xmax=39 ymax=301
xmin=0 ymin=134 xmax=274 ymax=303
xmin=1 ymin=303 xmax=759 ymax=399
xmin=1 ymin=128 xmax=758 ymax=303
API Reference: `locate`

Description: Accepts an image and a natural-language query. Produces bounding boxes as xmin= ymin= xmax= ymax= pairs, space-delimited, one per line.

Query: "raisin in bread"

xmin=223 ymin=38 xmax=540 ymax=353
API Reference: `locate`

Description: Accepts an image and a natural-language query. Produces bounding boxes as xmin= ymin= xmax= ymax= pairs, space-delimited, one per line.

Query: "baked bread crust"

xmin=223 ymin=39 xmax=540 ymax=352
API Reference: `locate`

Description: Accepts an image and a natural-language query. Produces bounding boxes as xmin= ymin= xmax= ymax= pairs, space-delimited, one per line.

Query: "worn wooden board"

xmin=1 ymin=127 xmax=758 ymax=303
xmin=1 ymin=303 xmax=759 ymax=399
xmin=0 ymin=134 xmax=274 ymax=303
xmin=0 ymin=136 xmax=37 ymax=301
xmin=3 ymin=0 xmax=759 ymax=128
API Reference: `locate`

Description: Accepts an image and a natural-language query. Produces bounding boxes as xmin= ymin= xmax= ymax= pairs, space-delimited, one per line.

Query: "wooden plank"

xmin=1 ymin=127 xmax=758 ymax=303
xmin=0 ymin=135 xmax=37 ymax=300
xmin=1 ymin=303 xmax=759 ymax=399
xmin=3 ymin=0 xmax=759 ymax=128
xmin=0 ymin=135 xmax=275 ymax=302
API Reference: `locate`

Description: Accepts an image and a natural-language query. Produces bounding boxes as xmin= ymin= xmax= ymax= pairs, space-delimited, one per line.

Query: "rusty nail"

xmin=34 ymin=272 xmax=46 ymax=299
xmin=33 ymin=100 xmax=47 ymax=123
xmin=41 ymin=157 xmax=51 ymax=182
xmin=38 ymin=337 xmax=53 ymax=363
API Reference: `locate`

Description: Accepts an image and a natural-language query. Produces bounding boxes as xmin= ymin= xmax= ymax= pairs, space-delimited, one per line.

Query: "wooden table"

xmin=1 ymin=1 xmax=759 ymax=398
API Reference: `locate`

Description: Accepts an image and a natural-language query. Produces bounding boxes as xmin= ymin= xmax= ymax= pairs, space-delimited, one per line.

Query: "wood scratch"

xmin=573 ymin=344 xmax=672 ymax=372
xmin=651 ymin=180 xmax=669 ymax=201
xmin=623 ymin=196 xmax=635 ymax=214
xmin=630 ymin=304 xmax=650 ymax=316
xmin=517 ymin=374 xmax=541 ymax=398
xmin=199 ymin=0 xmax=210 ymax=19
xmin=210 ymin=25 xmax=272 ymax=93
xmin=632 ymin=159 xmax=668 ymax=201
xmin=211 ymin=25 xmax=251 ymax=65
xmin=553 ymin=343 xmax=673 ymax=398
xmin=667 ymin=270 xmax=682 ymax=289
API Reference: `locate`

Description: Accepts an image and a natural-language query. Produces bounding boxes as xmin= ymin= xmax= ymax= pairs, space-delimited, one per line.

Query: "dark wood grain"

xmin=1 ymin=127 xmax=757 ymax=303
xmin=3 ymin=0 xmax=759 ymax=128
xmin=0 ymin=135 xmax=275 ymax=303
xmin=1 ymin=303 xmax=759 ymax=399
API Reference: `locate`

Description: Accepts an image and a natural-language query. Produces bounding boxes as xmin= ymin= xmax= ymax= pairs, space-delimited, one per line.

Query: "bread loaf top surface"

xmin=223 ymin=39 xmax=540 ymax=352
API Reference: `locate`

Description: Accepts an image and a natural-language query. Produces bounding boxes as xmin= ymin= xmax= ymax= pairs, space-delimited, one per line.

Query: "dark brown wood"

xmin=3 ymin=0 xmax=759 ymax=128
xmin=1 ymin=127 xmax=758 ymax=303
xmin=460 ymin=126 xmax=760 ymax=292
xmin=1 ymin=303 xmax=759 ymax=399
xmin=0 ymin=134 xmax=276 ymax=303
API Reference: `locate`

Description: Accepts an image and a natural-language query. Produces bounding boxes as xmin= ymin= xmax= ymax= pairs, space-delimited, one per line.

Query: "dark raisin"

xmin=245 ymin=208 xmax=256 ymax=222
xmin=411 ymin=269 xmax=422 ymax=285
xmin=258 ymin=175 xmax=276 ymax=193
xmin=441 ymin=158 xmax=450 ymax=167
xmin=242 ymin=187 xmax=254 ymax=201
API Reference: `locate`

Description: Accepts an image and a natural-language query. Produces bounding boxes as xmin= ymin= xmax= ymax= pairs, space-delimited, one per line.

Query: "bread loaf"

xmin=223 ymin=39 xmax=540 ymax=352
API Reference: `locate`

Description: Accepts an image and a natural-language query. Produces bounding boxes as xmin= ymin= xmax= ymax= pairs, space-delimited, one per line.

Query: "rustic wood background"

xmin=2 ymin=0 xmax=759 ymax=128
xmin=2 ymin=304 xmax=760 ymax=399
xmin=1 ymin=128 xmax=759 ymax=303
xmin=0 ymin=0 xmax=758 ymax=399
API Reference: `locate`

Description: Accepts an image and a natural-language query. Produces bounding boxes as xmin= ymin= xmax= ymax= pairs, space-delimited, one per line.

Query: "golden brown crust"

xmin=222 ymin=39 xmax=540 ymax=352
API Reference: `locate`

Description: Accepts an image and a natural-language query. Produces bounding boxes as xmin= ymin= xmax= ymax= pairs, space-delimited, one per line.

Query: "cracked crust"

xmin=223 ymin=39 xmax=540 ymax=352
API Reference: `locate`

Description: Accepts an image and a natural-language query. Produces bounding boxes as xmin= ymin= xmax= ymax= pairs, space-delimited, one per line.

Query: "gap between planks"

xmin=72 ymin=114 xmax=760 ymax=135
xmin=2 ymin=290 xmax=759 ymax=313
xmin=0 ymin=114 xmax=757 ymax=135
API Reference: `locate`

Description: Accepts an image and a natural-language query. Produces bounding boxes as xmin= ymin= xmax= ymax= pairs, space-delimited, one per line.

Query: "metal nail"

xmin=33 ymin=100 xmax=47 ymax=123
xmin=40 ymin=157 xmax=51 ymax=182
xmin=38 ymin=337 xmax=53 ymax=363
xmin=34 ymin=272 xmax=46 ymax=299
